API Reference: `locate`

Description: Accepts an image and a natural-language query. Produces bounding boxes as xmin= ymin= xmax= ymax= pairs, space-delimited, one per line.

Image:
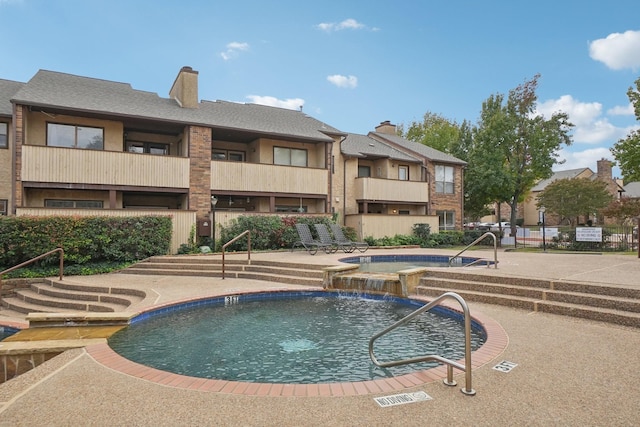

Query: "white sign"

xmin=575 ymin=227 xmax=602 ymax=242
xmin=543 ymin=227 xmax=559 ymax=238
xmin=374 ymin=391 xmax=432 ymax=407
xmin=493 ymin=360 xmax=518 ymax=373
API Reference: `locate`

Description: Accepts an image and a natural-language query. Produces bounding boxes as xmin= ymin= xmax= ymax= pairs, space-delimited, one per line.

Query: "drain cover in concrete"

xmin=374 ymin=391 xmax=432 ymax=408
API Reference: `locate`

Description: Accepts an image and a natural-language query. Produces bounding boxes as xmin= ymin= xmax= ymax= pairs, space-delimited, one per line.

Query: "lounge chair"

xmin=313 ymin=223 xmax=350 ymax=253
xmin=329 ymin=223 xmax=369 ymax=253
xmin=292 ymin=223 xmax=334 ymax=255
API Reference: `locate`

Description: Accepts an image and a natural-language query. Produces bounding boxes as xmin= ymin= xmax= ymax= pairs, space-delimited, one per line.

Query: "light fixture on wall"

xmin=228 ymin=196 xmax=234 ymax=206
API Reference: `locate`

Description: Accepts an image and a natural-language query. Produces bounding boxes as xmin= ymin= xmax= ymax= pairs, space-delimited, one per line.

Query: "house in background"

xmin=522 ymin=159 xmax=624 ymax=226
xmin=0 ymin=67 xmax=467 ymax=250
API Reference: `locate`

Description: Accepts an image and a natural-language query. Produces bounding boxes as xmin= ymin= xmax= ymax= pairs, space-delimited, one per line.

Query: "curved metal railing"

xmin=0 ymin=247 xmax=65 ymax=306
xmin=448 ymin=232 xmax=498 ymax=268
xmin=221 ymin=230 xmax=251 ymax=279
xmin=368 ymin=291 xmax=476 ymax=396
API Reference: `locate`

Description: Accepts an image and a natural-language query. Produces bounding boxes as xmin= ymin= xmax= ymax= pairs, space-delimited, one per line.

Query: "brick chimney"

xmin=596 ymin=158 xmax=612 ymax=180
xmin=374 ymin=120 xmax=397 ymax=135
xmin=170 ymin=66 xmax=199 ymax=108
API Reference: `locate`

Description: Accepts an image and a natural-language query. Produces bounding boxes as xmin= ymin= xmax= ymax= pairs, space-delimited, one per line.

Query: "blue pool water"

xmin=108 ymin=291 xmax=486 ymax=384
xmin=0 ymin=326 xmax=19 ymax=341
xmin=341 ymin=254 xmax=482 ymax=273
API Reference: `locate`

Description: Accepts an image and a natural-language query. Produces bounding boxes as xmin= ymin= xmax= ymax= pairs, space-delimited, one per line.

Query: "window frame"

xmin=127 ymin=141 xmax=170 ymax=155
xmin=435 ymin=165 xmax=455 ymax=194
xmin=437 ymin=210 xmax=456 ymax=231
xmin=398 ymin=165 xmax=409 ymax=181
xmin=0 ymin=122 xmax=7 ymax=149
xmin=47 ymin=122 xmax=104 ymax=150
xmin=357 ymin=165 xmax=371 ymax=177
xmin=212 ymin=149 xmax=246 ymax=162
xmin=0 ymin=199 xmax=7 ymax=215
xmin=44 ymin=199 xmax=104 ymax=209
xmin=273 ymin=146 xmax=307 ymax=167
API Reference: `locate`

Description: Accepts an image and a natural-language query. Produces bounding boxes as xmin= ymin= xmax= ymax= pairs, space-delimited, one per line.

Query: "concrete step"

xmin=10 ymin=289 xmax=126 ymax=312
xmin=30 ymin=283 xmax=134 ymax=307
xmin=416 ymin=286 xmax=640 ymax=328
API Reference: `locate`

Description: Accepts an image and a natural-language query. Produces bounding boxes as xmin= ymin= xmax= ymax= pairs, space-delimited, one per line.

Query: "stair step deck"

xmin=417 ymin=286 xmax=538 ymax=311
xmin=233 ymin=272 xmax=321 ymax=287
xmin=123 ymin=268 xmax=222 ymax=278
xmin=420 ymin=278 xmax=640 ymax=312
xmin=14 ymin=289 xmax=124 ymax=312
xmin=417 ymin=286 xmax=640 ymax=327
xmin=143 ymin=256 xmax=330 ymax=271
xmin=44 ymin=279 xmax=146 ymax=299
xmin=131 ymin=262 xmax=323 ymax=278
xmin=420 ymin=277 xmax=546 ymax=299
xmin=424 ymin=270 xmax=551 ymax=289
xmin=31 ymin=283 xmax=134 ymax=306
xmin=2 ymin=297 xmax=101 ymax=315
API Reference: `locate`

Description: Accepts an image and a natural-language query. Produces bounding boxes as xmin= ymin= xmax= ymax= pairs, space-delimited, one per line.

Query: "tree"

xmin=537 ymin=178 xmax=614 ymax=226
xmin=611 ymin=76 xmax=640 ymax=183
xmin=471 ymin=74 xmax=574 ymax=237
xmin=601 ymin=197 xmax=640 ymax=226
xmin=402 ymin=112 xmax=461 ymax=154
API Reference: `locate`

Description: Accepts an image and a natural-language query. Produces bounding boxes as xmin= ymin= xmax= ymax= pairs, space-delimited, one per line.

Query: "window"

xmin=212 ymin=150 xmax=245 ymax=161
xmin=45 ymin=200 xmax=104 ymax=209
xmin=47 ymin=123 xmax=104 ymax=150
xmin=435 ymin=165 xmax=454 ymax=194
xmin=358 ymin=165 xmax=371 ymax=177
xmin=0 ymin=199 xmax=7 ymax=215
xmin=398 ymin=165 xmax=409 ymax=181
xmin=275 ymin=205 xmax=306 ymax=213
xmin=437 ymin=210 xmax=455 ymax=231
xmin=127 ymin=141 xmax=169 ymax=155
xmin=274 ymin=147 xmax=307 ymax=167
xmin=399 ymin=210 xmax=410 ymax=215
xmin=0 ymin=123 xmax=7 ymax=148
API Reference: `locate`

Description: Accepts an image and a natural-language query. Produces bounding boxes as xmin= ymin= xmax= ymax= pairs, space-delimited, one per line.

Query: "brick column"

xmin=13 ymin=105 xmax=24 ymax=210
xmin=187 ymin=125 xmax=212 ymax=221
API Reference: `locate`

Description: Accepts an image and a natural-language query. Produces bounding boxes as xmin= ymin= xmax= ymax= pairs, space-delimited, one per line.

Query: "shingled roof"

xmin=341 ymin=133 xmax=421 ymax=162
xmin=0 ymin=79 xmax=24 ymax=117
xmin=530 ymin=168 xmax=591 ymax=192
xmin=11 ymin=70 xmax=342 ymax=143
xmin=369 ymin=131 xmax=467 ymax=165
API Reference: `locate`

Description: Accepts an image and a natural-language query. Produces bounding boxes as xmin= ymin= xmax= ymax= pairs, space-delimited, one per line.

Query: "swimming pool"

xmin=341 ymin=254 xmax=482 ymax=273
xmin=0 ymin=326 xmax=19 ymax=341
xmin=108 ymin=290 xmax=486 ymax=384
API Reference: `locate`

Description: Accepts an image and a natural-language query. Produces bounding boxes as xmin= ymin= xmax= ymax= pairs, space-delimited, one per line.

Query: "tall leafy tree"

xmin=611 ymin=76 xmax=640 ymax=183
xmin=537 ymin=178 xmax=614 ymax=226
xmin=472 ymin=74 xmax=574 ymax=236
xmin=402 ymin=112 xmax=461 ymax=154
xmin=601 ymin=197 xmax=640 ymax=226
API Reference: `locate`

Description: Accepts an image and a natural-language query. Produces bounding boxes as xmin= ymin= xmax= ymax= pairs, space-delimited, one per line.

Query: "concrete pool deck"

xmin=1 ymin=248 xmax=640 ymax=426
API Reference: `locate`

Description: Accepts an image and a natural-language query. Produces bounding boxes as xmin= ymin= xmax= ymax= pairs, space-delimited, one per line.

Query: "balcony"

xmin=212 ymin=162 xmax=328 ymax=195
xmin=21 ymin=146 xmax=190 ymax=188
xmin=354 ymin=177 xmax=428 ymax=203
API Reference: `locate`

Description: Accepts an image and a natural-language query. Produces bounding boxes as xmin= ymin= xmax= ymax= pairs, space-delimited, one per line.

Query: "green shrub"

xmin=0 ymin=215 xmax=172 ymax=271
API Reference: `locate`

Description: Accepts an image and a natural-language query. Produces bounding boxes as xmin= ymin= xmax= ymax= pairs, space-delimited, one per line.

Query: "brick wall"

xmin=187 ymin=125 xmax=212 ymax=221
xmin=428 ymin=163 xmax=464 ymax=228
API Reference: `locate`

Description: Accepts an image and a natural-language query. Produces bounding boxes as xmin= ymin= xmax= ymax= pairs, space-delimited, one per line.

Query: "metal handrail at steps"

xmin=368 ymin=291 xmax=476 ymax=396
xmin=448 ymin=232 xmax=498 ymax=268
xmin=221 ymin=230 xmax=251 ymax=280
xmin=0 ymin=247 xmax=65 ymax=307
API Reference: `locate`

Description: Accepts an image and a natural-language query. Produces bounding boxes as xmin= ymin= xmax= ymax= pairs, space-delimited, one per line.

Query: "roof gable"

xmin=369 ymin=131 xmax=466 ymax=165
xmin=531 ymin=168 xmax=593 ymax=192
xmin=341 ymin=133 xmax=422 ymax=162
xmin=0 ymin=79 xmax=24 ymax=117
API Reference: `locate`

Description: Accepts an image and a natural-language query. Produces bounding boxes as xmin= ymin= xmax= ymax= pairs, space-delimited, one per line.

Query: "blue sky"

xmin=2 ymin=0 xmax=639 ymax=177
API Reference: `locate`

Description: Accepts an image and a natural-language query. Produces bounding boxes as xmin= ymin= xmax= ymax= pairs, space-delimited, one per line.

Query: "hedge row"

xmin=0 ymin=216 xmax=172 ymax=270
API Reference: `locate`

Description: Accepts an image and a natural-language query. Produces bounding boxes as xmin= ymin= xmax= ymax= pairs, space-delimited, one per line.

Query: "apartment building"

xmin=1 ymin=67 xmax=465 ymax=251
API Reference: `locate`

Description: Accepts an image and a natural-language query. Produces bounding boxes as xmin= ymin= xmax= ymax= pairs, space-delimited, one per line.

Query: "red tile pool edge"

xmin=86 ymin=294 xmax=508 ymax=397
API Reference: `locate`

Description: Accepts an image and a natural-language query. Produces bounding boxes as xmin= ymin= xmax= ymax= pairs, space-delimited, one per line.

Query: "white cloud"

xmin=555 ymin=147 xmax=616 ymax=173
xmin=589 ymin=30 xmax=640 ymax=70
xmin=220 ymin=41 xmax=249 ymax=61
xmin=316 ymin=18 xmax=366 ymax=32
xmin=327 ymin=74 xmax=358 ymax=89
xmin=536 ymin=95 xmax=630 ymax=144
xmin=246 ymin=95 xmax=304 ymax=111
xmin=607 ymin=103 xmax=635 ymax=116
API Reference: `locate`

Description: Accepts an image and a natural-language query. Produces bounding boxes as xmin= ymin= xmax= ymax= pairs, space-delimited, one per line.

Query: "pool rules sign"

xmin=575 ymin=227 xmax=602 ymax=242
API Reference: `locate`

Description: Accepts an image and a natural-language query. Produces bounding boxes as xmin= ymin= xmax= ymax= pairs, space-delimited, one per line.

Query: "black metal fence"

xmin=498 ymin=225 xmax=638 ymax=252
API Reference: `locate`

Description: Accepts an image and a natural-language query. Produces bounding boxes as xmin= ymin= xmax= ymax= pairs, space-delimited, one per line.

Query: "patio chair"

xmin=314 ymin=223 xmax=350 ymax=253
xmin=329 ymin=223 xmax=369 ymax=253
xmin=292 ymin=223 xmax=334 ymax=255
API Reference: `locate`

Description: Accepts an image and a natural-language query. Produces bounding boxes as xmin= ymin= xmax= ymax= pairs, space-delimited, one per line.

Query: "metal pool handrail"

xmin=0 ymin=247 xmax=65 ymax=306
xmin=368 ymin=291 xmax=476 ymax=396
xmin=448 ymin=232 xmax=498 ymax=268
xmin=221 ymin=230 xmax=251 ymax=279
